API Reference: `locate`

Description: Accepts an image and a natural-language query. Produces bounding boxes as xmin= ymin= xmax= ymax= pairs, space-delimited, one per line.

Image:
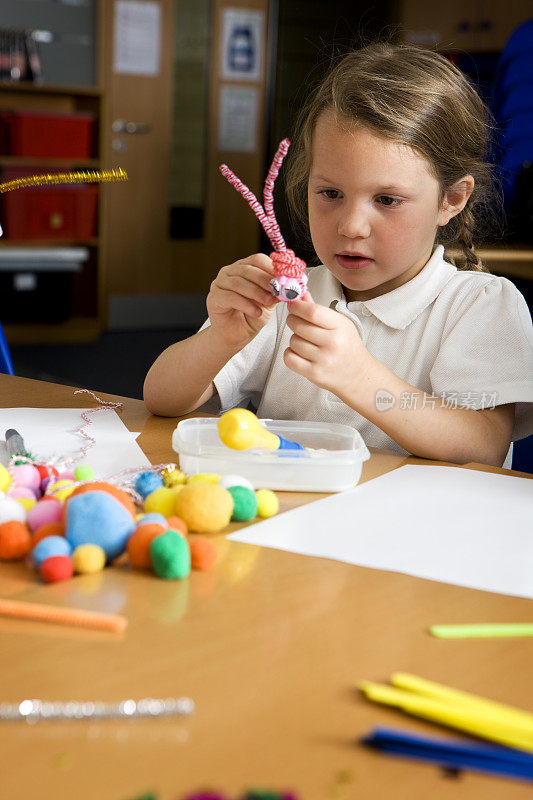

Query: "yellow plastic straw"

xmin=430 ymin=623 xmax=533 ymax=639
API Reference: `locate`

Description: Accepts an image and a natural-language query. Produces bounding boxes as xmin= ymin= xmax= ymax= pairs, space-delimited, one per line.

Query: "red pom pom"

xmin=271 ymin=249 xmax=306 ymax=278
xmin=40 ymin=554 xmax=74 ymax=583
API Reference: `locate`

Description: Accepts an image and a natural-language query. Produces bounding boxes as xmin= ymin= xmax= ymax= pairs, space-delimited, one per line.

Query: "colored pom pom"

xmin=9 ymin=486 xmax=37 ymax=501
xmin=144 ymin=486 xmax=180 ymax=517
xmin=69 ymin=482 xmax=136 ymax=518
xmin=27 ymin=497 xmax=62 ymax=532
xmin=0 ymin=496 xmax=27 ymax=524
xmin=65 ymin=491 xmax=136 ymax=561
xmin=166 ymin=515 xmax=188 ymax=536
xmin=138 ymin=512 xmax=167 ymax=527
xmin=127 ymin=522 xmax=166 ymax=569
xmin=35 ymin=464 xmax=59 ymax=484
xmin=16 ymin=497 xmax=37 ymax=512
xmin=255 ymin=489 xmax=279 ymax=518
xmin=187 ymin=473 xmax=221 ymax=484
xmin=161 ymin=466 xmax=186 ymax=487
xmin=135 ymin=470 xmax=164 ymax=499
xmin=0 ymin=463 xmax=11 ymax=492
xmin=150 ymin=529 xmax=191 ymax=580
xmin=73 ymin=464 xmax=95 ymax=482
xmin=40 ymin=554 xmax=74 ymax=583
xmin=174 ymin=483 xmax=234 ymax=533
xmin=218 ymin=474 xmax=254 ymax=491
xmin=32 ymin=535 xmax=72 ymax=568
xmin=228 ymin=486 xmax=258 ymax=521
xmin=10 ymin=464 xmax=41 ymax=490
xmin=32 ymin=522 xmax=65 ymax=546
xmin=190 ymin=537 xmax=217 ymax=571
xmin=72 ymin=543 xmax=106 ymax=574
xmin=48 ymin=478 xmax=76 ymax=502
xmin=0 ymin=520 xmax=32 ymax=560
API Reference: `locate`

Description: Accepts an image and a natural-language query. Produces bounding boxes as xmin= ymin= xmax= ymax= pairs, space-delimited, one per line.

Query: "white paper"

xmin=229 ymin=465 xmax=533 ymax=598
xmin=220 ymin=8 xmax=264 ymax=81
xmin=0 ymin=408 xmax=151 ymax=479
xmin=218 ymin=85 xmax=258 ymax=152
xmin=114 ymin=0 xmax=161 ymax=76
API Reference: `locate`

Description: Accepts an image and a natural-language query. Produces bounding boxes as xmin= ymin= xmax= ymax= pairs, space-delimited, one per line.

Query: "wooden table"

xmin=0 ymin=375 xmax=532 ymax=800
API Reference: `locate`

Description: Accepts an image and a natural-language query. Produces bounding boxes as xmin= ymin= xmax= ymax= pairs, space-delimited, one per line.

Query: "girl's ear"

xmin=437 ymin=175 xmax=475 ymax=226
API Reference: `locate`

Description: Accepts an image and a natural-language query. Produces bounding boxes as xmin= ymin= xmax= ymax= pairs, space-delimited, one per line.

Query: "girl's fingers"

xmin=287 ymin=298 xmax=334 ymax=328
xmin=214 ymin=287 xmax=263 ymax=318
xmin=217 ymin=273 xmax=273 ymax=307
xmin=286 ymin=313 xmax=331 ymax=346
xmin=288 ymin=333 xmax=320 ymax=361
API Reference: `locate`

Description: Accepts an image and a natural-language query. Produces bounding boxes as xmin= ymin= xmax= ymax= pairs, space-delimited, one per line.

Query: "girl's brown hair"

xmin=285 ymin=42 xmax=500 ymax=271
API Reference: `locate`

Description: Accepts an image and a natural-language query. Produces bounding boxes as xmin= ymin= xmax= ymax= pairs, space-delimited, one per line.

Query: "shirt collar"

xmin=322 ymin=246 xmax=457 ymax=330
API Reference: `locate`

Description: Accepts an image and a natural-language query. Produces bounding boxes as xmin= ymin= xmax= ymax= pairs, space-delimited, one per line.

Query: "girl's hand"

xmin=284 ymin=296 xmax=370 ymax=399
xmin=206 ymin=253 xmax=279 ymax=349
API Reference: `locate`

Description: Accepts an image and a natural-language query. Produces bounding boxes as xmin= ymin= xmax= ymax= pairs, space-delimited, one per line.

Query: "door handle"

xmin=112 ymin=119 xmax=152 ymax=134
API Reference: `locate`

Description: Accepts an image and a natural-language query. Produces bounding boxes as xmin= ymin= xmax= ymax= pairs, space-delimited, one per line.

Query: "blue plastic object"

xmin=0 ymin=323 xmax=14 ymax=375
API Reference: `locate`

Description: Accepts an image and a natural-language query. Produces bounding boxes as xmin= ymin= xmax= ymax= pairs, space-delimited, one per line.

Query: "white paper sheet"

xmin=114 ymin=0 xmax=161 ymax=76
xmin=0 ymin=408 xmax=151 ymax=479
xmin=228 ymin=465 xmax=533 ymax=598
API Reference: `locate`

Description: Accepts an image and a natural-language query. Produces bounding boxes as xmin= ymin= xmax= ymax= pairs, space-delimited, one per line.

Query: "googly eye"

xmin=270 ymin=278 xmax=281 ymax=297
xmin=281 ymin=280 xmax=302 ymax=301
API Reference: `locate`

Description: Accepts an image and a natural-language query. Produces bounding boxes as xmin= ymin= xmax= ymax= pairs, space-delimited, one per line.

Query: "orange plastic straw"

xmin=0 ymin=598 xmax=127 ymax=633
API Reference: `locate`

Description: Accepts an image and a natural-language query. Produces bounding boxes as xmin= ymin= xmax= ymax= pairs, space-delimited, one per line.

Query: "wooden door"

xmin=99 ymin=0 xmax=270 ymax=327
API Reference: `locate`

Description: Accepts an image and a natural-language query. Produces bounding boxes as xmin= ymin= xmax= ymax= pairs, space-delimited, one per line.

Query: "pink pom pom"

xmin=27 ymin=498 xmax=63 ymax=533
xmin=10 ymin=464 xmax=41 ymax=490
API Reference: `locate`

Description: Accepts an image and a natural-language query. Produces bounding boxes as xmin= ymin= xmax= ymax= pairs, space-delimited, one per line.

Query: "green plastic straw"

xmin=430 ymin=623 xmax=533 ymax=639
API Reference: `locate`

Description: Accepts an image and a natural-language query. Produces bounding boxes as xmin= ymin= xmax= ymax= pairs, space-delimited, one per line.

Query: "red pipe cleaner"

xmin=219 ymin=139 xmax=308 ymax=303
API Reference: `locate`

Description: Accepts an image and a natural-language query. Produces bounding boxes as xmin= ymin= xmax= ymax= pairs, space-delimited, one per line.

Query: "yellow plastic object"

xmin=0 ymin=464 xmax=11 ymax=492
xmin=218 ymin=409 xmax=280 ymax=451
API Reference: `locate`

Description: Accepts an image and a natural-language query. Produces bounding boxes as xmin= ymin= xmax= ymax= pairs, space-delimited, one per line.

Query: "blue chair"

xmin=0 ymin=323 xmax=14 ymax=375
xmin=512 ymin=434 xmax=533 ymax=474
xmin=491 ymin=20 xmax=533 ymax=210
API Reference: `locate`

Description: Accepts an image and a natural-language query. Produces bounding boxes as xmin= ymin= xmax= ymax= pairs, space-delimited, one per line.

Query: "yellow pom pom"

xmin=255 ymin=489 xmax=279 ymax=518
xmin=0 ymin=464 xmax=11 ymax=492
xmin=174 ymin=483 xmax=233 ymax=533
xmin=72 ymin=543 xmax=106 ymax=574
xmin=162 ymin=466 xmax=187 ymax=487
xmin=49 ymin=479 xmax=76 ymax=502
xmin=15 ymin=497 xmax=36 ymax=512
xmin=144 ymin=486 xmax=179 ymax=517
xmin=186 ymin=473 xmax=221 ymax=485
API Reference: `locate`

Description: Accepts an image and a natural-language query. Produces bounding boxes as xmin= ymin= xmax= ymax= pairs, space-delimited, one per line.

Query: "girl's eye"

xmin=320 ymin=189 xmax=340 ymax=200
xmin=377 ymin=195 xmax=402 ymax=207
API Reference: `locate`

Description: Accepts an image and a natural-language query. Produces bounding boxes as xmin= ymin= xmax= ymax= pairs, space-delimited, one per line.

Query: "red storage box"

xmin=1 ymin=110 xmax=95 ymax=158
xmin=1 ymin=168 xmax=98 ymax=240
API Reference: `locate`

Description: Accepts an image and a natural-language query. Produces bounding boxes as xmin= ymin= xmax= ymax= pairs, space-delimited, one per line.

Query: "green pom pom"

xmin=150 ymin=529 xmax=191 ymax=580
xmin=74 ymin=464 xmax=95 ymax=482
xmin=228 ymin=486 xmax=258 ymax=521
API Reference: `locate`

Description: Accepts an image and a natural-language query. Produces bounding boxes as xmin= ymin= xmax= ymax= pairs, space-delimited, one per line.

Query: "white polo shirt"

xmin=202 ymin=245 xmax=533 ymax=467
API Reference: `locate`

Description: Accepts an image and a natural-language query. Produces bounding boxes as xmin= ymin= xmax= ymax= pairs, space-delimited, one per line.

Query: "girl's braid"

xmin=450 ymin=205 xmax=488 ymax=272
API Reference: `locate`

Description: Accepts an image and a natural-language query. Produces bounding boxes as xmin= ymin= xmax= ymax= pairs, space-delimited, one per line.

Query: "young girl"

xmin=144 ymin=43 xmax=533 ymax=469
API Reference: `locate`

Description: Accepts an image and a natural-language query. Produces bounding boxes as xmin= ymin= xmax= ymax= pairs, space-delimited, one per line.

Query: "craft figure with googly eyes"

xmin=220 ymin=139 xmax=308 ymax=303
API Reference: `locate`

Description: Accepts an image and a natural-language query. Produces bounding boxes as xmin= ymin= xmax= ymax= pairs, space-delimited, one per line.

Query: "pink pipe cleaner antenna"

xmin=219 ymin=139 xmax=308 ymax=303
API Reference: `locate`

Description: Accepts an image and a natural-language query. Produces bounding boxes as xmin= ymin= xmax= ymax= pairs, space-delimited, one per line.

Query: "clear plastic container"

xmin=172 ymin=417 xmax=370 ymax=492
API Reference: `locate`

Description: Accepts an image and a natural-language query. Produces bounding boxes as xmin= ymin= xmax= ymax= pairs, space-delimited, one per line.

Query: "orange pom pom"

xmin=127 ymin=522 xmax=166 ymax=569
xmin=190 ymin=537 xmax=217 ymax=571
xmin=32 ymin=522 xmax=65 ymax=546
xmin=166 ymin=515 xmax=188 ymax=536
xmin=0 ymin=520 xmax=32 ymax=561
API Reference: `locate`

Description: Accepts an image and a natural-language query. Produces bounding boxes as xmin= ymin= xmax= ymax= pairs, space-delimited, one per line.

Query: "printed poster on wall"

xmin=114 ymin=0 xmax=161 ymax=76
xmin=218 ymin=85 xmax=258 ymax=152
xmin=220 ymin=8 xmax=264 ymax=81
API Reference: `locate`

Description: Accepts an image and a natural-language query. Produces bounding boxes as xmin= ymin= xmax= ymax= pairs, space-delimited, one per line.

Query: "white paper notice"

xmin=229 ymin=465 xmax=533 ymax=598
xmin=114 ymin=0 xmax=161 ymax=76
xmin=218 ymin=85 xmax=258 ymax=152
xmin=0 ymin=408 xmax=151 ymax=478
xmin=220 ymin=8 xmax=264 ymax=81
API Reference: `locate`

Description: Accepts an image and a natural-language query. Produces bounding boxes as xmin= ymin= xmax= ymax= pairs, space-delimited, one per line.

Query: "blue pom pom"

xmin=139 ymin=512 xmax=167 ymax=527
xmin=134 ymin=471 xmax=164 ymax=499
xmin=32 ymin=535 xmax=72 ymax=568
xmin=65 ymin=491 xmax=136 ymax=560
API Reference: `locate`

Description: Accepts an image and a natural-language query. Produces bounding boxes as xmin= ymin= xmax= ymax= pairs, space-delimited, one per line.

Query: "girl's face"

xmin=307 ymin=113 xmax=456 ymax=302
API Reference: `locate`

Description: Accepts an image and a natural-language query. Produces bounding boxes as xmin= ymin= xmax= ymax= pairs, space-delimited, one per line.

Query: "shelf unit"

xmin=0 ymin=80 xmax=105 ymax=344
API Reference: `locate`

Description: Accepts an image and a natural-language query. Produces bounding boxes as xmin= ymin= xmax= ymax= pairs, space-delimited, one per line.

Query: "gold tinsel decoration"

xmin=161 ymin=466 xmax=187 ymax=488
xmin=0 ymin=168 xmax=128 ymax=194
